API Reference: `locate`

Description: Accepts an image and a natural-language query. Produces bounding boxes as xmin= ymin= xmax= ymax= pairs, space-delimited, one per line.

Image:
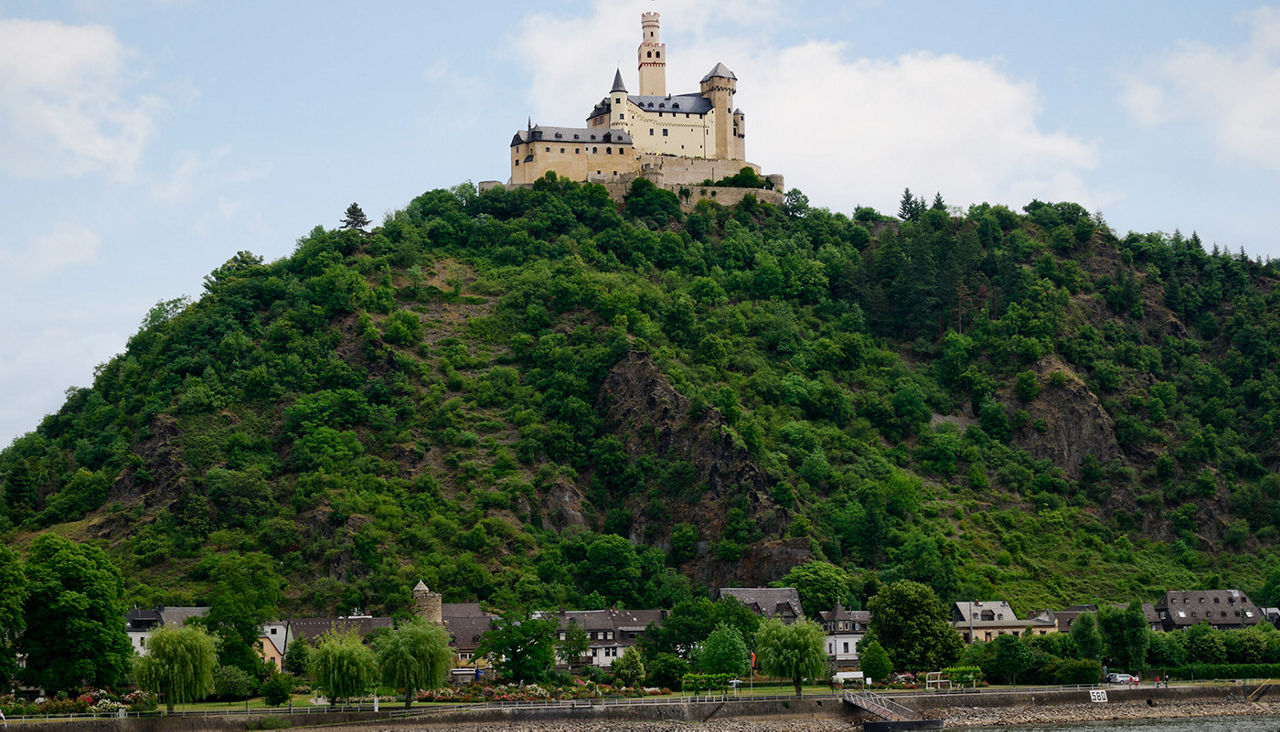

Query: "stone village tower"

xmin=504 ymin=11 xmax=777 ymax=196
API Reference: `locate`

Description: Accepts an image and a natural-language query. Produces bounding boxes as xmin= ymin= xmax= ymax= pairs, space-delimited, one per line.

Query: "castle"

xmin=503 ymin=12 xmax=781 ymax=200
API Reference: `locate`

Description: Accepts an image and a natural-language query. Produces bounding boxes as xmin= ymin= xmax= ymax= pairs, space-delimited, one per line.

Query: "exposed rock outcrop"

xmin=1012 ymin=356 xmax=1122 ymax=479
xmin=597 ymin=350 xmax=784 ymax=546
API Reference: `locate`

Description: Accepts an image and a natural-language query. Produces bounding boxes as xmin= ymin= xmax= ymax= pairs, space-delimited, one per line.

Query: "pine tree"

xmin=340 ymin=202 xmax=371 ymax=233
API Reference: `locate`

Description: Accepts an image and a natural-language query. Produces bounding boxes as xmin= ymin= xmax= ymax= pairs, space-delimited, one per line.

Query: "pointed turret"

xmin=611 ymin=68 xmax=627 ymax=94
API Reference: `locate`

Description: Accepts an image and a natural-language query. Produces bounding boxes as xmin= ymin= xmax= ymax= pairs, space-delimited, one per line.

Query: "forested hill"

xmin=3 ymin=176 xmax=1280 ymax=617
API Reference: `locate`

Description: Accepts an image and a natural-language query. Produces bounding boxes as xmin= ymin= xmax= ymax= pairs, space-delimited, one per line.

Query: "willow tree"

xmin=374 ymin=619 xmax=452 ymax=708
xmin=134 ymin=625 xmax=218 ymax=712
xmin=754 ymin=618 xmax=827 ymax=697
xmin=308 ymin=629 xmax=377 ymax=704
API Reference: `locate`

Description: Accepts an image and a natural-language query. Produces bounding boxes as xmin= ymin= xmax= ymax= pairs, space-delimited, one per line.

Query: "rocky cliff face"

xmin=597 ymin=350 xmax=785 ymax=545
xmin=1012 ymin=356 xmax=1123 ymax=479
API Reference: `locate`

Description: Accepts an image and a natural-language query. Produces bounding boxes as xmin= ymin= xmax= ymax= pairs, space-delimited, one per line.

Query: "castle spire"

xmin=611 ymin=68 xmax=627 ymax=94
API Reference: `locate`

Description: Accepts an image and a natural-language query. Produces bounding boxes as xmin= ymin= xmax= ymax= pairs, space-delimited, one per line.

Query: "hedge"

xmin=1148 ymin=663 xmax=1280 ymax=680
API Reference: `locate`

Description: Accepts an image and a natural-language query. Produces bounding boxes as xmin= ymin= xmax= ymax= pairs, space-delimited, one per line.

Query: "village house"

xmin=125 ymin=605 xmax=208 ymax=656
xmin=551 ymin=608 xmax=666 ymax=669
xmin=1155 ymin=589 xmax=1263 ymax=631
xmin=818 ymin=602 xmax=870 ymax=667
xmin=1047 ymin=603 xmax=1162 ymax=633
xmin=951 ymin=600 xmax=1056 ymax=644
xmin=716 ymin=587 xmax=804 ymax=624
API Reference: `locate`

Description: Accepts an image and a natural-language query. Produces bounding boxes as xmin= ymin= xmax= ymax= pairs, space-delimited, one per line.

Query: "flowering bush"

xmin=91 ymin=699 xmax=128 ymax=713
xmin=411 ymin=680 xmax=672 ymax=704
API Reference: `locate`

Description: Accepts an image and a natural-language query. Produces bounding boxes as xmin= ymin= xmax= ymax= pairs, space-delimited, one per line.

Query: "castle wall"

xmin=511 ymin=140 xmax=640 ymax=185
xmin=622 ymin=105 xmax=715 ymax=158
xmin=637 ymin=154 xmax=759 ymax=186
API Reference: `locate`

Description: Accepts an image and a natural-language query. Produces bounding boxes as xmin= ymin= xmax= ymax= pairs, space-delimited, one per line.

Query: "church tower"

xmin=638 ymin=12 xmax=666 ymax=96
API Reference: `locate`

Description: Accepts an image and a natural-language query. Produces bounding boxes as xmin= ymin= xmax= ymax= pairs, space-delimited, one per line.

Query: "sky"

xmin=2 ymin=0 xmax=1280 ymax=447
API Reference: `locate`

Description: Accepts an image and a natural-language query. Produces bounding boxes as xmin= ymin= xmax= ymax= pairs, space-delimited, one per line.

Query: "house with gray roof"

xmin=125 ymin=605 xmax=209 ymax=656
xmin=1155 ymin=589 xmax=1263 ymax=631
xmin=951 ymin=600 xmax=1056 ymax=644
xmin=716 ymin=587 xmax=804 ymax=624
xmin=818 ymin=602 xmax=870 ymax=666
xmin=549 ymin=608 xmax=666 ymax=669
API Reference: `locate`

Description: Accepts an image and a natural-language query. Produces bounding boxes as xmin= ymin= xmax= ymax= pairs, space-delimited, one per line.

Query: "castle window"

xmin=656 ymin=51 xmax=660 ymax=58
xmin=575 ymin=148 xmax=580 ymax=154
xmin=592 ymin=147 xmax=597 ymax=153
xmin=545 ymin=147 xmax=550 ymax=152
xmin=662 ymin=129 xmax=668 ymax=136
xmin=647 ymin=51 xmax=652 ymax=58
xmin=514 ymin=160 xmax=519 ymax=165
xmin=606 ymin=147 xmax=611 ymax=154
xmin=649 ymin=128 xmax=654 ymax=135
xmin=619 ymin=113 xmax=624 ymax=119
xmin=560 ymin=148 xmax=564 ymax=153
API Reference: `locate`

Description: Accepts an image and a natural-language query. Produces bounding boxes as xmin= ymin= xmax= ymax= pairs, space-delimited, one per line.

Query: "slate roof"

xmin=717 ymin=588 xmax=804 ymax=620
xmin=511 ymin=125 xmax=633 ymax=147
xmin=447 ymin=615 xmax=494 ymax=653
xmin=700 ymin=62 xmax=737 ymax=82
xmin=286 ymin=617 xmax=393 ymax=644
xmin=818 ymin=602 xmax=870 ymax=632
xmin=160 ymin=606 xmax=209 ymax=628
xmin=627 ymin=93 xmax=713 ymax=115
xmin=1155 ymin=590 xmax=1262 ymax=629
xmin=611 ymin=68 xmax=627 ymax=93
xmin=443 ymin=602 xmax=489 ymax=619
xmin=951 ymin=601 xmax=1051 ymax=628
xmin=125 ymin=605 xmax=208 ymax=632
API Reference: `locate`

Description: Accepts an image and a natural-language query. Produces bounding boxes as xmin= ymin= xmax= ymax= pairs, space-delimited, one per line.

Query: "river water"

xmin=957 ymin=715 xmax=1280 ymax=731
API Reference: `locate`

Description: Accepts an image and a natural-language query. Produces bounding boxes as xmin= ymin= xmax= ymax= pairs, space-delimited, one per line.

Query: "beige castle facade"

xmin=508 ymin=12 xmax=772 ymax=192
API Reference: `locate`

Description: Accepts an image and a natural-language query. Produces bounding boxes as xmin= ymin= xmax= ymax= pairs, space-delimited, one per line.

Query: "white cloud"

xmin=0 ymin=15 xmax=160 ymax=180
xmin=1123 ymin=7 xmax=1280 ymax=175
xmin=0 ymin=222 xmax=101 ymax=282
xmin=511 ymin=0 xmax=1098 ymax=215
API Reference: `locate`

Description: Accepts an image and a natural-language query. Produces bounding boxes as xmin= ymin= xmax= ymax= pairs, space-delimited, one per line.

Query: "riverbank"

xmin=941 ymin=698 xmax=1277 ymax=728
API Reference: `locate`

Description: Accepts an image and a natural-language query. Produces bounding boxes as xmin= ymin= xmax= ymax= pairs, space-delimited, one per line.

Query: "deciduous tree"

xmin=476 ymin=612 xmax=557 ymax=684
xmin=374 ymin=619 xmax=452 ymax=708
xmin=20 ymin=534 xmax=132 ymax=693
xmin=0 ymin=546 xmax=26 ymax=690
xmin=611 ymin=646 xmax=646 ymax=687
xmin=754 ymin=618 xmax=826 ymax=697
xmin=198 ymin=551 xmax=285 ymax=674
xmin=860 ymin=639 xmax=892 ymax=683
xmin=867 ymin=580 xmax=963 ymax=672
xmin=696 ymin=623 xmax=749 ymax=676
xmin=1070 ymin=612 xmax=1102 ymax=660
xmin=309 ymin=629 xmax=377 ymax=704
xmin=134 ymin=625 xmax=218 ymax=712
xmin=556 ymin=620 xmax=590 ymax=671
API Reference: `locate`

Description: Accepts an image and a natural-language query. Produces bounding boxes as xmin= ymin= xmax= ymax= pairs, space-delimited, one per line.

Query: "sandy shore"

xmin=940 ymin=699 xmax=1277 ymax=727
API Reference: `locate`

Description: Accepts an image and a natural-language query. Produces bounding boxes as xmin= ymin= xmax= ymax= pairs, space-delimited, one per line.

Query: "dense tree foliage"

xmin=308 ymin=629 xmax=377 ymax=703
xmin=20 ymin=534 xmax=133 ymax=693
xmin=0 ymin=546 xmax=26 ymax=690
xmin=134 ymin=625 xmax=218 ymax=712
xmin=754 ymin=618 xmax=827 ymax=696
xmin=2 ymin=176 xmax=1280 ymax=618
xmin=476 ymin=612 xmax=558 ymax=684
xmin=374 ymin=619 xmax=452 ymax=708
xmin=867 ymin=580 xmax=963 ymax=672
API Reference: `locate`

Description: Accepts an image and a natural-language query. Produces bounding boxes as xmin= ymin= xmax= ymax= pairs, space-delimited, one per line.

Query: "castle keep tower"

xmin=412 ymin=580 xmax=443 ymax=625
xmin=700 ymin=62 xmax=739 ymax=161
xmin=638 ymin=12 xmax=666 ymax=96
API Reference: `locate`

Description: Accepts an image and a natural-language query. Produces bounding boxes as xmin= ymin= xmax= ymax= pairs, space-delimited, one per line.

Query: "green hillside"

xmin=3 ymin=176 xmax=1279 ymax=617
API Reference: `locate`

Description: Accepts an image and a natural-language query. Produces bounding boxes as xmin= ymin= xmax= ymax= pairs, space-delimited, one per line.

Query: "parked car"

xmin=1105 ymin=673 xmax=1135 ymax=684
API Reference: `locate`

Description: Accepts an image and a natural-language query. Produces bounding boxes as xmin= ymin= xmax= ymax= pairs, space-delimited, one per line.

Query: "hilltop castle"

xmin=504 ymin=12 xmax=781 ymax=200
